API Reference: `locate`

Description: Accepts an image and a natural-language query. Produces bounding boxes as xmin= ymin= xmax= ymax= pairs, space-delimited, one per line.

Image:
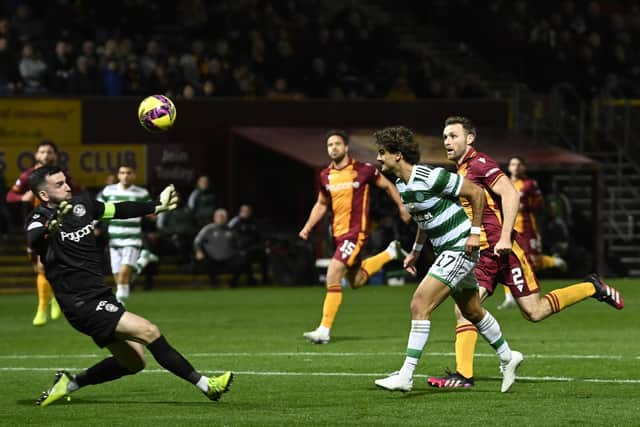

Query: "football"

xmin=138 ymin=95 xmax=176 ymax=132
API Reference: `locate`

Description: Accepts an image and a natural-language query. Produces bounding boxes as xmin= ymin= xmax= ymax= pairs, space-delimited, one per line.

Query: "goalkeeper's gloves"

xmin=47 ymin=200 xmax=72 ymax=233
xmin=155 ymin=184 xmax=179 ymax=213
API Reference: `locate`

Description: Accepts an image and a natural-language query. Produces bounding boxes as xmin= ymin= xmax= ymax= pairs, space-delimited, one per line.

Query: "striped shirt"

xmin=396 ymin=165 xmax=470 ymax=255
xmin=97 ymin=184 xmax=151 ymax=248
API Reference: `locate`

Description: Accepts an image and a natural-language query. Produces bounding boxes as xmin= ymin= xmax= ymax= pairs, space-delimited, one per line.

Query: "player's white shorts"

xmin=427 ymin=249 xmax=479 ymax=293
xmin=109 ymin=246 xmax=140 ymax=275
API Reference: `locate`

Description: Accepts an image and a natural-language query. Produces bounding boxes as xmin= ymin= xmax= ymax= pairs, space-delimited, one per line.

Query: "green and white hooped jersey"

xmin=396 ymin=165 xmax=471 ymax=255
xmin=97 ymin=184 xmax=151 ymax=248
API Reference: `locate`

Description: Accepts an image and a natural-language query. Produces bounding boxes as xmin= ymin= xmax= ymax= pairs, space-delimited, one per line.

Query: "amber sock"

xmin=320 ymin=284 xmax=343 ymax=329
xmin=455 ymin=322 xmax=478 ymax=379
xmin=544 ymin=282 xmax=595 ymax=313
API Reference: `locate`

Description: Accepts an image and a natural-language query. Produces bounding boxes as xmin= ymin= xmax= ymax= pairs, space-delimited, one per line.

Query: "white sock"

xmin=196 ymin=375 xmax=209 ymax=393
xmin=398 ymin=320 xmax=430 ymax=379
xmin=474 ymin=312 xmax=512 ymax=363
xmin=116 ymin=284 xmax=130 ymax=299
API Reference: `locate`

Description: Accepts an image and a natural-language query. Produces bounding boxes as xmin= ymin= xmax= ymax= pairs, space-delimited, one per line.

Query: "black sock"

xmin=147 ymin=335 xmax=201 ymax=384
xmin=75 ymin=357 xmax=135 ymax=387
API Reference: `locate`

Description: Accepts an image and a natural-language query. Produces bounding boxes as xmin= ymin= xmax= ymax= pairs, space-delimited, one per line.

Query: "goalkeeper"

xmin=25 ymin=166 xmax=233 ymax=407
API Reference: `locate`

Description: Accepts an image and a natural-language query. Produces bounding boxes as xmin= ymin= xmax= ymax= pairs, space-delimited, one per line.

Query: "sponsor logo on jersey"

xmin=326 ymin=181 xmax=360 ymax=192
xmin=60 ymin=223 xmax=95 ymax=242
xmin=72 ymin=204 xmax=87 ymax=217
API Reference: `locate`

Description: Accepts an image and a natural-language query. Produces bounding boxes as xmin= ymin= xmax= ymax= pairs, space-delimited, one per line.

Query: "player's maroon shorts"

xmin=516 ymin=230 xmax=542 ymax=261
xmin=332 ymin=232 xmax=368 ymax=268
xmin=475 ymin=236 xmax=540 ymax=298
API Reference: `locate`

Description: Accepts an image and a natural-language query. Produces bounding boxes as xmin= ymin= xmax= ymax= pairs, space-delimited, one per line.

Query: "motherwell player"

xmin=6 ymin=140 xmax=62 ymax=326
xmin=299 ymin=130 xmax=411 ymax=344
xmin=427 ymin=116 xmax=624 ymax=389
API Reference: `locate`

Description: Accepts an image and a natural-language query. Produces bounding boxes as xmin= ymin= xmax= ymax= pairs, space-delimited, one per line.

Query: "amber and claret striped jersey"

xmin=319 ymin=158 xmax=380 ymax=238
xmin=512 ymin=177 xmax=544 ymax=238
xmin=456 ymin=147 xmax=505 ymax=250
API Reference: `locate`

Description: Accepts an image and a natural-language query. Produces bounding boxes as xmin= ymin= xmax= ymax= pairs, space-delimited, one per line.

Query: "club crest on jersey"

xmin=415 ymin=192 xmax=425 ymax=202
xmin=73 ymin=204 xmax=87 ymax=217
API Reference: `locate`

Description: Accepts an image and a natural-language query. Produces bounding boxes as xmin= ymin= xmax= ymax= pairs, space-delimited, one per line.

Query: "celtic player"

xmin=371 ymin=126 xmax=522 ymax=393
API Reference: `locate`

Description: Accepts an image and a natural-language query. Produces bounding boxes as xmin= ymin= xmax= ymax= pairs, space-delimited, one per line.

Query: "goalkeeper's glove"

xmin=155 ymin=184 xmax=179 ymax=213
xmin=47 ymin=200 xmax=72 ymax=233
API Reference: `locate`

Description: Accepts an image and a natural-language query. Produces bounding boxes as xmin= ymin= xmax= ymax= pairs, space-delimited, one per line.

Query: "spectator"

xmin=19 ymin=43 xmax=47 ymax=93
xmin=194 ymin=208 xmax=240 ymax=287
xmin=228 ymin=204 xmax=269 ymax=285
xmin=187 ymin=175 xmax=216 ymax=228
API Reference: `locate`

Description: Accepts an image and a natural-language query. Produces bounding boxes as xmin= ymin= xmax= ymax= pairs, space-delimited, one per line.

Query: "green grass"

xmin=1 ymin=279 xmax=639 ymax=426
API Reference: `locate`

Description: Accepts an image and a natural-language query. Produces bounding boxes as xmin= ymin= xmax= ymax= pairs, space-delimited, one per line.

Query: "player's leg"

xmin=428 ymin=251 xmax=497 ymax=388
xmin=115 ymin=311 xmax=233 ymax=401
xmin=33 ymin=260 xmax=57 ymax=326
xmin=453 ymin=288 xmax=523 ymax=393
xmin=375 ymin=273 xmax=451 ymax=391
xmin=115 ymin=247 xmax=139 ymax=304
xmin=352 ymin=239 xmax=408 ymax=288
xmin=303 ymin=258 xmax=348 ymax=344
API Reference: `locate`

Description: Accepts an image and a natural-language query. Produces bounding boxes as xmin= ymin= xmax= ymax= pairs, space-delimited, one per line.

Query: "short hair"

xmin=444 ymin=116 xmax=477 ymax=137
xmin=373 ymin=126 xmax=420 ymax=164
xmin=28 ymin=165 xmax=63 ymax=197
xmin=508 ymin=156 xmax=526 ymax=165
xmin=325 ymin=129 xmax=349 ymax=145
xmin=37 ymin=140 xmax=58 ymax=153
xmin=118 ymin=163 xmax=136 ymax=171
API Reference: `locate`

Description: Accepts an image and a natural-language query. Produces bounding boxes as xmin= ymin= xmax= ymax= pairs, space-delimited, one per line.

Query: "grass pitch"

xmin=1 ymin=279 xmax=638 ymax=426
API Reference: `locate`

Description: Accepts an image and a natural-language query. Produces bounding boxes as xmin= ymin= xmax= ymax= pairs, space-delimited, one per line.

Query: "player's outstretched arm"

xmin=299 ymin=192 xmax=328 ymax=240
xmin=100 ymin=184 xmax=179 ymax=221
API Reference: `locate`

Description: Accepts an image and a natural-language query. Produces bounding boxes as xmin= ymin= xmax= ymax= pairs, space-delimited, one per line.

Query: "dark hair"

xmin=325 ymin=129 xmax=349 ymax=145
xmin=444 ymin=116 xmax=477 ymax=137
xmin=37 ymin=140 xmax=58 ymax=153
xmin=373 ymin=126 xmax=420 ymax=164
xmin=508 ymin=156 xmax=526 ymax=165
xmin=28 ymin=165 xmax=63 ymax=198
xmin=118 ymin=163 xmax=136 ymax=171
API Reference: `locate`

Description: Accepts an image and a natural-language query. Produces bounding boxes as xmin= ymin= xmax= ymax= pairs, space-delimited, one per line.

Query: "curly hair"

xmin=444 ymin=116 xmax=477 ymax=137
xmin=373 ymin=126 xmax=420 ymax=164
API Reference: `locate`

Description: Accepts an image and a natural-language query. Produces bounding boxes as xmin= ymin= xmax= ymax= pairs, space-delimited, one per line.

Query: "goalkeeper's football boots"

xmin=427 ymin=368 xmax=474 ymax=388
xmin=36 ymin=370 xmax=72 ymax=407
xmin=587 ymin=273 xmax=624 ymax=309
xmin=205 ymin=371 xmax=234 ymax=401
xmin=374 ymin=371 xmax=413 ymax=392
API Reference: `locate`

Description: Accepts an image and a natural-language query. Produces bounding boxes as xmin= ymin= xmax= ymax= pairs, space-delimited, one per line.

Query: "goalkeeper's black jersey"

xmin=26 ymin=193 xmax=107 ymax=296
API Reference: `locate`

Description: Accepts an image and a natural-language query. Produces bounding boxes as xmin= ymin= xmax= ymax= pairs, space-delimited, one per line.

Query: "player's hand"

xmin=464 ymin=234 xmax=480 ymax=254
xmin=298 ymin=228 xmax=310 ymax=240
xmin=154 ymin=184 xmax=178 ymax=213
xmin=47 ymin=200 xmax=72 ymax=233
xmin=403 ymin=251 xmax=418 ymax=276
xmin=21 ymin=190 xmax=34 ymax=203
xmin=493 ymin=236 xmax=512 ymax=256
xmin=399 ymin=206 xmax=411 ymax=224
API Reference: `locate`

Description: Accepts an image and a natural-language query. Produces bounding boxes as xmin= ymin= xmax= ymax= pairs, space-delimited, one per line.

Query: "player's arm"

xmin=374 ymin=174 xmax=411 ymax=223
xmin=529 ymin=180 xmax=545 ymax=211
xmin=299 ymin=191 xmax=329 ymax=240
xmin=6 ymin=174 xmax=34 ymax=203
xmin=403 ymin=227 xmax=428 ymax=276
xmin=490 ymin=175 xmax=520 ymax=255
xmin=98 ymin=184 xmax=178 ymax=220
xmin=458 ymin=178 xmax=485 ymax=253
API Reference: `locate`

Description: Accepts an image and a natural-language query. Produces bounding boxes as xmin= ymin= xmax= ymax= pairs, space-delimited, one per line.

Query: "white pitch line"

xmin=0 ymin=351 xmax=634 ymax=360
xmin=1 ymin=367 xmax=639 ymax=384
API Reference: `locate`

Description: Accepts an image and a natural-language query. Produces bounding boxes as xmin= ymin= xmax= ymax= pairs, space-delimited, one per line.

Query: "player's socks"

xmin=147 ymin=335 xmax=203 ymax=385
xmin=455 ymin=322 xmax=478 ymax=379
xmin=74 ymin=357 xmax=136 ymax=387
xmin=33 ymin=273 xmax=52 ymax=326
xmin=116 ymin=284 xmax=130 ymax=303
xmin=320 ymin=284 xmax=342 ymax=329
xmin=360 ymin=251 xmax=392 ymax=278
xmin=544 ymin=282 xmax=595 ymax=313
xmin=474 ymin=312 xmax=512 ymax=363
xmin=398 ymin=320 xmax=431 ymax=379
